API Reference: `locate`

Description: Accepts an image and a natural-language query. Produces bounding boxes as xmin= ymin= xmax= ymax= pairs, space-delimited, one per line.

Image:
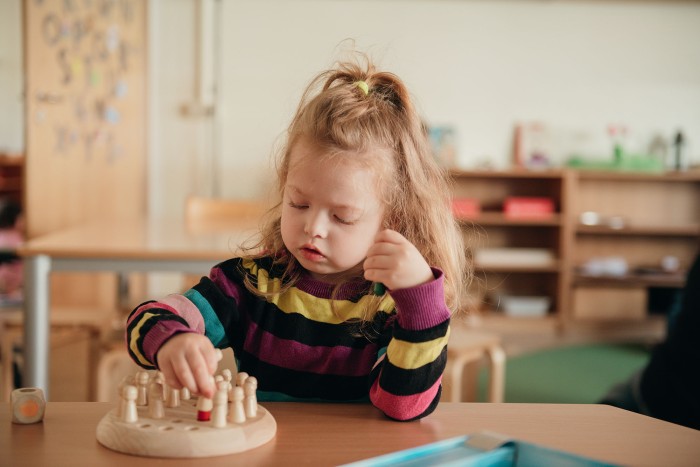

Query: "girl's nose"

xmin=304 ymin=210 xmax=328 ymax=238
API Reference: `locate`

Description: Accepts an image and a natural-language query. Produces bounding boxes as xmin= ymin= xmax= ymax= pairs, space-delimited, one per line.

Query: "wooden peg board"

xmin=96 ymin=399 xmax=276 ymax=458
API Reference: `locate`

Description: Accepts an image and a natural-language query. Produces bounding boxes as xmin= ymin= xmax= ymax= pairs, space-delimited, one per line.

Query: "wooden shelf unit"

xmin=450 ymin=168 xmax=700 ymax=334
xmin=0 ymin=154 xmax=23 ymax=206
xmin=451 ymin=169 xmax=570 ymax=328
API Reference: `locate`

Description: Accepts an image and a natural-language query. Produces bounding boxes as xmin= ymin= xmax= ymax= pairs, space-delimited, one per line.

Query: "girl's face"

xmin=281 ymin=137 xmax=385 ymax=283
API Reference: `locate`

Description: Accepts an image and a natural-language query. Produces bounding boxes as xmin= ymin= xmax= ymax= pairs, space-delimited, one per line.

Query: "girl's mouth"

xmin=300 ymin=245 xmax=325 ymax=262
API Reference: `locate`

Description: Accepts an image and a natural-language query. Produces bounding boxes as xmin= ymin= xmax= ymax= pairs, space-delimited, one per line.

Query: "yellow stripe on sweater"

xmin=386 ymin=327 xmax=450 ymax=370
xmin=129 ymin=311 xmax=160 ymax=367
xmin=242 ymin=259 xmax=395 ymax=323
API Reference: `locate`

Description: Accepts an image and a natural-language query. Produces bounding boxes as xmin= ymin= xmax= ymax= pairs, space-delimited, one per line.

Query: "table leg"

xmin=23 ymin=255 xmax=52 ymax=398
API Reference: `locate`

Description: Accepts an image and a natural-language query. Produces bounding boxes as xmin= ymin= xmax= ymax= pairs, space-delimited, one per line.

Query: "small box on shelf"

xmin=499 ymin=295 xmax=550 ymax=318
xmin=475 ymin=248 xmax=555 ymax=268
xmin=451 ymin=198 xmax=481 ymax=220
xmin=503 ymin=197 xmax=554 ymax=219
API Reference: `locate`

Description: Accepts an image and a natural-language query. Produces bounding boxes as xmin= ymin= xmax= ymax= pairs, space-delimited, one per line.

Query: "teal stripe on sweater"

xmin=184 ymin=289 xmax=228 ymax=347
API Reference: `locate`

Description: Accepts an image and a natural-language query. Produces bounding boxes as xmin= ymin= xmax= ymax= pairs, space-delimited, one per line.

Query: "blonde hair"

xmin=245 ymin=55 xmax=470 ymax=317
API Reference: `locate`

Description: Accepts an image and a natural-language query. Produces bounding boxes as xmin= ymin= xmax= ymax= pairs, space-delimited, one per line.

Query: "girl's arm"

xmin=125 ymin=261 xmax=245 ymax=395
xmin=368 ymin=269 xmax=450 ymax=421
xmin=364 ymin=229 xmax=451 ymax=421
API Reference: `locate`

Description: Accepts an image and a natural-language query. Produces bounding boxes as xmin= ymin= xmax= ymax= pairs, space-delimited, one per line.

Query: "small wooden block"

xmin=11 ymin=387 xmax=46 ymax=424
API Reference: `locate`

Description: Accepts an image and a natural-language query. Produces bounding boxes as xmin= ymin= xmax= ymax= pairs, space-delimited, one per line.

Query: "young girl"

xmin=127 ymin=57 xmax=468 ymax=421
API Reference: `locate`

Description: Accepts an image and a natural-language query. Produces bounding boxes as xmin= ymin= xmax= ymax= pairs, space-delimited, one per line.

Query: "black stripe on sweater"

xmin=126 ymin=307 xmax=189 ymax=369
xmin=378 ymin=346 xmax=448 ymax=396
xmin=192 ymin=276 xmax=240 ymax=331
xmin=393 ymin=318 xmax=450 ymax=344
xmin=244 ymin=299 xmax=384 ymax=349
xmin=236 ymin=351 xmax=370 ymax=401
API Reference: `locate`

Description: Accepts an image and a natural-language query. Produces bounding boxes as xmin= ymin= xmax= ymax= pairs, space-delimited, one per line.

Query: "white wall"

xmin=88 ymin=0 xmax=700 ymax=218
xmin=0 ymin=0 xmax=23 ymax=154
xmin=2 ymin=1 xmax=699 ymax=217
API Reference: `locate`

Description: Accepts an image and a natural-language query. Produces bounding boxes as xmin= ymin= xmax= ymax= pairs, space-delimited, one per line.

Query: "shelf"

xmin=465 ymin=311 xmax=561 ymax=334
xmin=575 ymin=169 xmax=700 ymax=182
xmin=0 ymin=154 xmax=24 ymax=167
xmin=459 ymin=212 xmax=562 ymax=227
xmin=476 ymin=264 xmax=561 ymax=273
xmin=573 ymin=273 xmax=686 ymax=288
xmin=576 ymin=224 xmax=700 ymax=237
xmin=451 ymin=167 xmax=697 ymax=335
xmin=0 ymin=177 xmax=22 ymax=192
xmin=450 ymin=169 xmax=563 ymax=180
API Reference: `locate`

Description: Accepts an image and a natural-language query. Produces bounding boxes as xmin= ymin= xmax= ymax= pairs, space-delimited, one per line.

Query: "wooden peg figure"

xmin=180 ymin=386 xmax=191 ymax=400
xmin=154 ymin=371 xmax=167 ymax=399
xmin=228 ymin=386 xmax=246 ymax=424
xmin=196 ymin=394 xmax=213 ymax=422
xmin=236 ymin=371 xmax=249 ymax=388
xmin=136 ymin=371 xmax=149 ymax=406
xmin=148 ymin=379 xmax=165 ymax=419
xmin=122 ymin=385 xmax=138 ymax=423
xmin=211 ymin=389 xmax=228 ymax=428
xmin=116 ymin=377 xmax=128 ymax=418
xmin=244 ymin=377 xmax=258 ymax=418
xmin=166 ymin=386 xmax=180 ymax=408
xmin=220 ymin=369 xmax=232 ymax=401
xmin=196 ymin=376 xmax=215 ymax=421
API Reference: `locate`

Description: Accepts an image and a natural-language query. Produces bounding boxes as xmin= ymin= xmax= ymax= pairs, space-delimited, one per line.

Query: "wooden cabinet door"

xmin=24 ymin=0 xmax=147 ymax=236
xmin=24 ymin=0 xmax=147 ymax=309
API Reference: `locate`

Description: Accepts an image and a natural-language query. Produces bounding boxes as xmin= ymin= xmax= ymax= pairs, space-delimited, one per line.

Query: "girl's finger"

xmin=169 ymin=355 xmax=196 ymax=394
xmin=374 ymin=229 xmax=405 ymax=244
xmin=187 ymin=350 xmax=216 ymax=397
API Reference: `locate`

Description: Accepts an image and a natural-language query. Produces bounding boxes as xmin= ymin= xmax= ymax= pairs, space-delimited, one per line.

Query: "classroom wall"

xmin=1 ymin=1 xmax=699 ymax=221
xmin=148 ymin=0 xmax=700 ymax=220
xmin=0 ymin=0 xmax=23 ymax=155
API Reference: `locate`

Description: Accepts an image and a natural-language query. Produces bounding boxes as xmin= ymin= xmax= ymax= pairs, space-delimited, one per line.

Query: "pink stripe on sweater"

xmin=210 ymin=267 xmax=243 ymax=304
xmin=369 ymin=376 xmax=442 ymax=421
xmin=160 ymin=294 xmax=205 ymax=333
xmin=126 ymin=301 xmax=178 ymax=327
xmin=243 ymin=320 xmax=377 ymax=377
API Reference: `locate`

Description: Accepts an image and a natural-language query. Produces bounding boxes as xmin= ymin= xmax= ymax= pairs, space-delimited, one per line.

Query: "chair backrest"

xmin=184 ymin=196 xmax=268 ymax=233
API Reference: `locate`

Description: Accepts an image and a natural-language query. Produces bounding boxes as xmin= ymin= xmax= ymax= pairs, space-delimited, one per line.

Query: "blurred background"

xmin=0 ymin=0 xmax=698 ymax=404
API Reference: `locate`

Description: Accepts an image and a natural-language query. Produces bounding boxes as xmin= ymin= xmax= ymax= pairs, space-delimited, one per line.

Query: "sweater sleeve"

xmin=368 ymin=268 xmax=451 ymax=421
xmin=125 ymin=260 xmax=245 ymax=369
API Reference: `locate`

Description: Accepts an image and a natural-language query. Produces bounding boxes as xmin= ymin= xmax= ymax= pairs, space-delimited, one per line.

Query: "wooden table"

xmin=17 ymin=217 xmax=258 ymax=397
xmin=2 ymin=402 xmax=699 ymax=466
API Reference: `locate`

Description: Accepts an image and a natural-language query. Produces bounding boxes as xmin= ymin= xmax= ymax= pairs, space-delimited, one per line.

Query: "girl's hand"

xmin=363 ymin=229 xmax=433 ymax=291
xmin=155 ymin=333 xmax=222 ymax=398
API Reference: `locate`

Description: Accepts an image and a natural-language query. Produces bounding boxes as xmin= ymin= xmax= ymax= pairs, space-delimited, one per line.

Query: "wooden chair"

xmin=443 ymin=324 xmax=506 ymax=403
xmin=184 ymin=196 xmax=268 ymax=234
xmin=95 ymin=344 xmax=141 ymax=402
xmin=0 ymin=306 xmax=116 ymax=401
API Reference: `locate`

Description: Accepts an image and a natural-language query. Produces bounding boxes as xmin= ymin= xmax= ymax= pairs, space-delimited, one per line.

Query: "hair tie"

xmin=353 ymin=80 xmax=369 ymax=96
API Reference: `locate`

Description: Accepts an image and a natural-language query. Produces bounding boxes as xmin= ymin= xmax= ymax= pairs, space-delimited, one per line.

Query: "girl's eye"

xmin=288 ymin=201 xmax=308 ymax=209
xmin=334 ymin=215 xmax=354 ymax=225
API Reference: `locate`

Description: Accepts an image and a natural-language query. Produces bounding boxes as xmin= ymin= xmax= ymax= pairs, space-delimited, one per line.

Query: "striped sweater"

xmin=126 ymin=256 xmax=451 ymax=421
